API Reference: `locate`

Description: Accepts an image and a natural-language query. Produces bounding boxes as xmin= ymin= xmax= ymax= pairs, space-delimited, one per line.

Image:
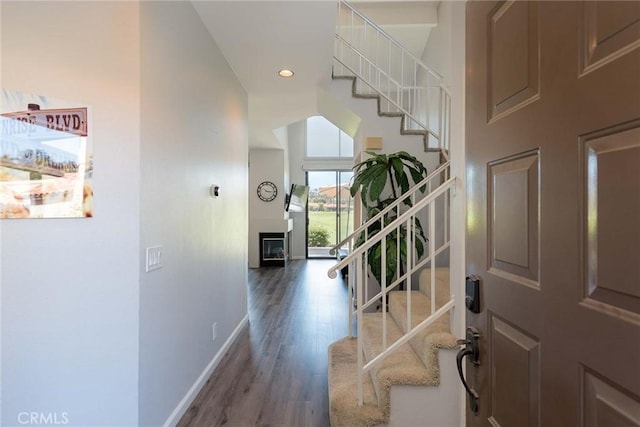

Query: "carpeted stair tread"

xmin=388 ymin=291 xmax=451 ymax=334
xmin=418 ymin=267 xmax=451 ymax=302
xmin=328 ymin=337 xmax=386 ymax=427
xmin=361 ymin=312 xmax=438 ymax=419
xmin=388 ymin=268 xmax=458 ymax=375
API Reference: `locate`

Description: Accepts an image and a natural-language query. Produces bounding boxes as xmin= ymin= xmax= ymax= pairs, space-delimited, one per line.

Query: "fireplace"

xmin=259 ymin=232 xmax=286 ymax=267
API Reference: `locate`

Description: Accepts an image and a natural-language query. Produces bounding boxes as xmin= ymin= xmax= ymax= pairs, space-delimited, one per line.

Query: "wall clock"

xmin=257 ymin=181 xmax=278 ymax=202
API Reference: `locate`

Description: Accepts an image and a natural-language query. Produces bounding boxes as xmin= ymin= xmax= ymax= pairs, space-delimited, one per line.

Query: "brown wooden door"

xmin=465 ymin=1 xmax=640 ymax=426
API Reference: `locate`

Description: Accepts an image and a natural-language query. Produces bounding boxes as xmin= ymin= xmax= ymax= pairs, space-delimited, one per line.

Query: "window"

xmin=306 ymin=116 xmax=354 ymax=158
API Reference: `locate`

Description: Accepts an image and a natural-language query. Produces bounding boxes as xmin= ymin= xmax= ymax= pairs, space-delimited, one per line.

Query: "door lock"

xmin=465 ymin=274 xmax=481 ymax=313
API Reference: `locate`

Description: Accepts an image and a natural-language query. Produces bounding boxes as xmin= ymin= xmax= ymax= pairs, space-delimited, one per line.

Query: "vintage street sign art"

xmin=0 ymin=89 xmax=93 ymax=218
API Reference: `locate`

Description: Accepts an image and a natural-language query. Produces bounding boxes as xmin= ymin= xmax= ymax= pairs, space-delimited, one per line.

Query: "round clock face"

xmin=257 ymin=181 xmax=278 ymax=202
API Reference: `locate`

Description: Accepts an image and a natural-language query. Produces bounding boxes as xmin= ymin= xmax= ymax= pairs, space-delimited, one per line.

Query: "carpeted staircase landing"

xmin=328 ymin=268 xmax=458 ymax=427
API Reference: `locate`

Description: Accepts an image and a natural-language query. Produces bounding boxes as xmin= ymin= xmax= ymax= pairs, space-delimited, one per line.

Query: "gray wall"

xmin=1 ymin=2 xmax=141 ymax=426
xmin=139 ymin=2 xmax=248 ymax=425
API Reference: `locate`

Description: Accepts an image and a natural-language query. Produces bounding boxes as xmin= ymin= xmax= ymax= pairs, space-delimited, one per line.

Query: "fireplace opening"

xmin=259 ymin=232 xmax=286 ymax=267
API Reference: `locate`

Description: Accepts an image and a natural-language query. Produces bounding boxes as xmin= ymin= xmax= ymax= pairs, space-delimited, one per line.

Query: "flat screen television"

xmin=285 ymin=184 xmax=309 ymax=212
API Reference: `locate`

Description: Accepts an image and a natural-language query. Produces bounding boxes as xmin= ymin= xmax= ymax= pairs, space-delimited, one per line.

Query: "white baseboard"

xmin=163 ymin=315 xmax=249 ymax=427
xmin=292 ymin=255 xmax=306 ymax=260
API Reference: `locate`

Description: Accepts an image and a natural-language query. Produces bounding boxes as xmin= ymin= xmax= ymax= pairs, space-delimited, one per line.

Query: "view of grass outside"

xmin=308 ymin=210 xmax=354 ymax=247
xmin=307 ymin=170 xmax=354 ymax=250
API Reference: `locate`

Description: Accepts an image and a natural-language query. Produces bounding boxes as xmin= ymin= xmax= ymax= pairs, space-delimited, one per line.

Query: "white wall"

xmin=1 ymin=2 xmax=141 ymax=426
xmin=138 ymin=2 xmax=248 ymax=426
xmin=274 ymin=126 xmax=290 ymax=190
xmin=286 ymin=121 xmax=307 ymax=260
xmin=421 ymin=1 xmax=451 ymax=83
xmin=324 ymin=79 xmax=442 ymax=177
xmin=248 ymin=149 xmax=287 ymax=268
xmin=422 ymin=1 xmax=467 ymax=424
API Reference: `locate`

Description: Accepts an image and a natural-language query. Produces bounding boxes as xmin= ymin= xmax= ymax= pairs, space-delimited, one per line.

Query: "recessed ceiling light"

xmin=278 ymin=69 xmax=294 ymax=78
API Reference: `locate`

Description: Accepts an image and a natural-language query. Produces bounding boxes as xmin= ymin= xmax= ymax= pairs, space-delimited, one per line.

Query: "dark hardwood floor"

xmin=177 ymin=259 xmax=349 ymax=427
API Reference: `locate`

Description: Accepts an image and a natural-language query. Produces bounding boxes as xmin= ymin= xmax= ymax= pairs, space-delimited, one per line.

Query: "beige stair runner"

xmin=328 ymin=269 xmax=457 ymax=427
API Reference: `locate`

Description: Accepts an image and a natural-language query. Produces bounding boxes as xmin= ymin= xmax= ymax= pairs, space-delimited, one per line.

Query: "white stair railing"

xmin=333 ymin=0 xmax=451 ymax=157
xmin=327 ymin=173 xmax=455 ymax=405
xmin=329 ymin=160 xmax=450 ymax=260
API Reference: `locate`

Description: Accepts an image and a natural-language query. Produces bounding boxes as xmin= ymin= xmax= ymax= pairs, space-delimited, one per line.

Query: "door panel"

xmin=466 ymin=1 xmax=640 ymax=426
xmin=489 ymin=315 xmax=541 ymax=427
xmin=581 ymin=123 xmax=640 ymax=315
xmin=582 ymin=369 xmax=640 ymax=427
xmin=488 ymin=150 xmax=539 ymax=287
xmin=488 ymin=1 xmax=540 ymax=121
xmin=580 ymin=1 xmax=640 ymax=75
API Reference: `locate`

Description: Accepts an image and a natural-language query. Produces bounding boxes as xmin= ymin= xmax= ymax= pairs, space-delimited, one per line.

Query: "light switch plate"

xmin=146 ymin=246 xmax=163 ymax=272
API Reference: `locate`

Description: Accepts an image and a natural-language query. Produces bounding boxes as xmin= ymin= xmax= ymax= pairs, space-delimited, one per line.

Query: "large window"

xmin=307 ymin=170 xmax=354 ymax=258
xmin=306 ymin=116 xmax=354 ymax=158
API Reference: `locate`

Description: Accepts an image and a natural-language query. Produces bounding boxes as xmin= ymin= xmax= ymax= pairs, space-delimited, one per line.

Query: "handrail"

xmin=333 ymin=34 xmax=449 ymax=97
xmin=333 ymin=0 xmax=452 ymax=156
xmin=336 ymin=0 xmax=443 ymax=81
xmin=362 ymin=298 xmax=455 ymax=374
xmin=329 ymin=160 xmax=450 ymax=257
xmin=328 ymin=176 xmax=455 ymax=279
xmin=328 ymin=176 xmax=456 ymax=405
xmin=333 ymin=38 xmax=438 ymax=140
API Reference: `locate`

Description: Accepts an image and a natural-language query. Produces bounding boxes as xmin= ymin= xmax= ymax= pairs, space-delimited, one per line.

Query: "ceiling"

xmin=192 ymin=1 xmax=439 ymax=149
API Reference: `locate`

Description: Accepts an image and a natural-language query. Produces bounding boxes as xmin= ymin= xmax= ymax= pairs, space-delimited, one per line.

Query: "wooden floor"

xmin=177 ymin=259 xmax=349 ymax=427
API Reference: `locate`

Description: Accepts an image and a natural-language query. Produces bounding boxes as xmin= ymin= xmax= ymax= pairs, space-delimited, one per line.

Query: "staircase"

xmin=326 ymin=1 xmax=459 ymax=426
xmin=333 ymin=0 xmax=450 ymax=159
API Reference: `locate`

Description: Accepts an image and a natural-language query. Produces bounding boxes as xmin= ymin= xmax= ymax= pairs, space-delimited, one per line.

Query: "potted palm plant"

xmin=350 ymin=151 xmax=429 ymax=287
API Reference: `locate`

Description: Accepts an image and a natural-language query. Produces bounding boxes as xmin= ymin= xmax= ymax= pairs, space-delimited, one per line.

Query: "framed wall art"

xmin=0 ymin=89 xmax=93 ymax=218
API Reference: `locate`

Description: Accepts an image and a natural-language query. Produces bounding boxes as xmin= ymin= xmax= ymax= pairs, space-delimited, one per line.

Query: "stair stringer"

xmin=320 ymin=78 xmax=441 ymax=173
xmin=332 ymin=74 xmax=442 ymax=152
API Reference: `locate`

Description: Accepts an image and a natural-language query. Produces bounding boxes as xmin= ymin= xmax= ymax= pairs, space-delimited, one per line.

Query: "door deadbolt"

xmin=465 ymin=274 xmax=481 ymax=313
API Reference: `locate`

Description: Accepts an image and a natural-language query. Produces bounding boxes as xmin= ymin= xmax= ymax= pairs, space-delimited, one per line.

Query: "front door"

xmin=466 ymin=1 xmax=640 ymax=426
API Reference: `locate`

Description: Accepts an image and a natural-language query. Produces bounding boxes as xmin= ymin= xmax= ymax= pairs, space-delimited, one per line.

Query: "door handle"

xmin=456 ymin=326 xmax=480 ymax=414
